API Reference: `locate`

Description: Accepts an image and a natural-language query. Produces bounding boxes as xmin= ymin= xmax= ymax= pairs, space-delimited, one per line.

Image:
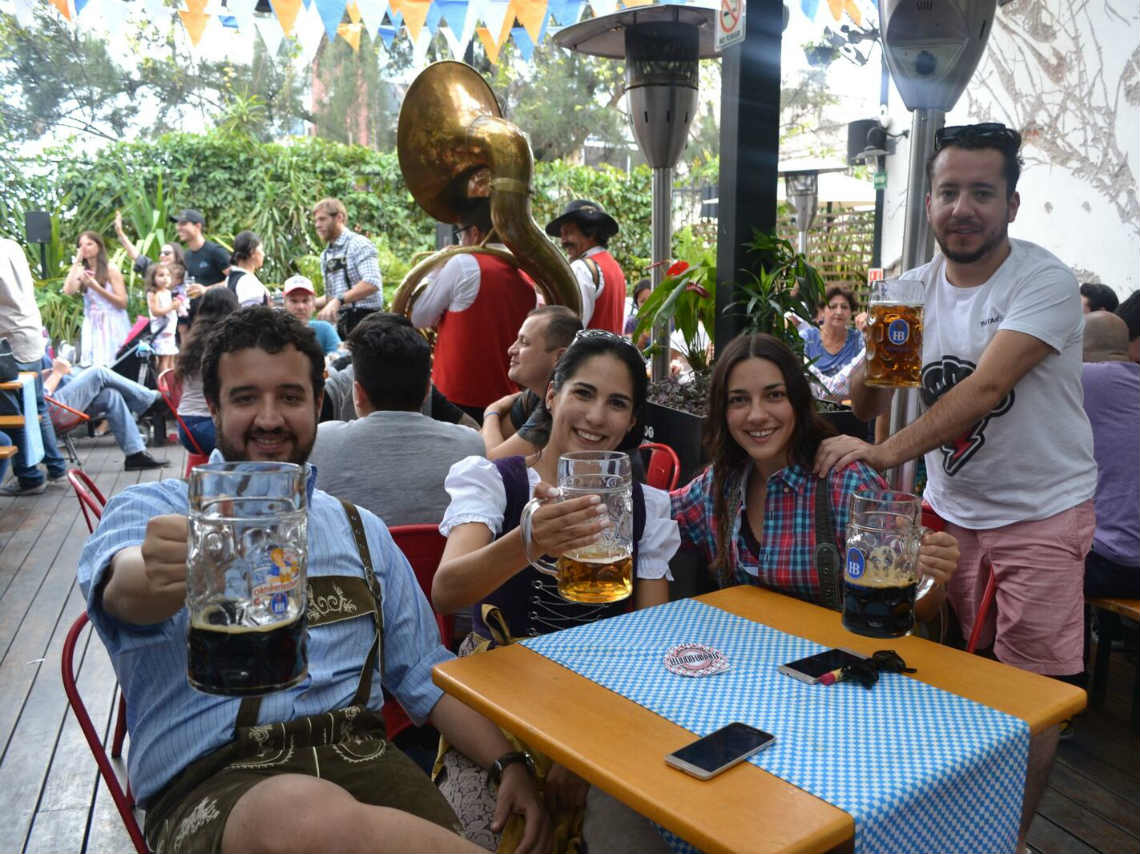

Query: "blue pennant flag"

xmin=434 ymin=0 xmax=466 ymax=28
xmin=73 ymin=0 xmax=89 ymax=14
xmin=511 ymin=25 xmax=534 ymax=61
xmin=424 ymin=0 xmax=443 ymax=34
xmin=378 ymin=22 xmax=398 ymax=47
xmin=546 ymin=0 xmax=582 ymax=26
xmin=220 ymin=13 xmax=239 ymax=26
xmin=314 ymin=0 xmax=346 ymax=39
xmin=801 ymin=0 xmax=820 ymax=18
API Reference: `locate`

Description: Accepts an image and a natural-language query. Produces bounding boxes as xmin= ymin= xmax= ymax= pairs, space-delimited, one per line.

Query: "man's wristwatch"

xmin=487 ymin=751 xmax=535 ymax=789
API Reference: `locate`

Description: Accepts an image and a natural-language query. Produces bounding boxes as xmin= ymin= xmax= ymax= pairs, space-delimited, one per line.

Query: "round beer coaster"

xmin=664 ymin=643 xmax=729 ymax=677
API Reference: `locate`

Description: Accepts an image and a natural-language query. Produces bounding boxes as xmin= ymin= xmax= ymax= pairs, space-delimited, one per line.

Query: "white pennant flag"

xmin=255 ymin=13 xmax=285 ymax=56
xmin=226 ymin=0 xmax=258 ymax=33
xmin=589 ymin=0 xmax=617 ymax=17
xmin=458 ymin=0 xmax=484 ymax=54
xmin=294 ymin=2 xmax=325 ymax=67
xmin=480 ymin=0 xmax=510 ymax=44
xmin=440 ymin=22 xmax=465 ymax=58
xmin=355 ymin=0 xmax=387 ymax=38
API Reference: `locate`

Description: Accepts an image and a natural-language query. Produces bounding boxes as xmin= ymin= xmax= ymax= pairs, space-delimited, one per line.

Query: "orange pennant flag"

xmin=621 ymin=0 xmax=653 ymax=6
xmin=476 ymin=25 xmax=503 ymax=64
xmin=826 ymin=0 xmax=843 ymax=20
xmin=178 ymin=8 xmax=210 ymax=44
xmin=345 ymin=1 xmax=361 ymax=23
xmin=49 ymin=0 xmax=71 ymax=20
xmin=272 ymin=0 xmax=302 ymax=35
xmin=337 ymin=21 xmax=363 ymax=50
xmin=184 ymin=0 xmax=207 ymax=12
xmin=510 ymin=0 xmax=546 ymax=43
xmin=843 ymin=0 xmax=861 ymax=26
xmin=390 ymin=0 xmax=430 ymax=40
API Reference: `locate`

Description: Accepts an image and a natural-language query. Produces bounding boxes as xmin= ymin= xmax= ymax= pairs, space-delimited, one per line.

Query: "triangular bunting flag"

xmin=337 ymin=20 xmax=363 ymax=49
xmin=355 ymin=0 xmax=386 ymax=35
xmin=295 ymin=2 xmax=325 ymax=64
xmin=800 ymin=0 xmax=819 ymax=19
xmin=621 ymin=0 xmax=652 ymax=7
xmin=255 ymin=13 xmax=285 ymax=54
xmin=73 ymin=0 xmax=90 ymax=17
xmin=314 ymin=0 xmax=346 ymax=40
xmin=440 ymin=21 xmax=465 ymax=57
xmin=475 ymin=24 xmax=502 ymax=64
xmin=546 ymin=0 xmax=581 ymax=26
xmin=269 ymin=0 xmax=302 ymax=34
xmin=47 ymin=0 xmax=72 ymax=20
xmin=510 ymin=0 xmax=545 ymax=43
xmin=178 ymin=6 xmax=211 ymax=44
xmin=226 ymin=0 xmax=257 ymax=32
xmin=826 ymin=0 xmax=843 ymax=21
xmin=843 ymin=0 xmax=861 ymax=26
xmin=389 ymin=0 xmax=430 ymax=40
xmin=411 ymin=23 xmax=432 ymax=65
xmin=378 ymin=22 xmax=398 ymax=46
xmin=480 ymin=0 xmax=511 ymax=47
xmin=458 ymin=0 xmax=485 ymax=52
xmin=423 ymin=0 xmax=443 ymax=36
xmin=511 ymin=25 xmax=534 ymax=61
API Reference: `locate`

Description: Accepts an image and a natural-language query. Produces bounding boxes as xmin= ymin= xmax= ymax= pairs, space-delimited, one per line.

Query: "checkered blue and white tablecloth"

xmin=520 ymin=597 xmax=1029 ymax=854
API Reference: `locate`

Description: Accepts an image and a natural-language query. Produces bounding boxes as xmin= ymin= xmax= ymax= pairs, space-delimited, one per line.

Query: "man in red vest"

xmin=411 ymin=200 xmax=536 ymax=424
xmin=545 ymin=199 xmax=627 ymax=333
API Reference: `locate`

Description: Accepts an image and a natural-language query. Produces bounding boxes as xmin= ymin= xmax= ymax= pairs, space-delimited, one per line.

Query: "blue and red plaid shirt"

xmin=671 ymin=461 xmax=885 ymax=603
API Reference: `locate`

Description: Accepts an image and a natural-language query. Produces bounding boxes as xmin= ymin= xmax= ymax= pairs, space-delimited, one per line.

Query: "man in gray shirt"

xmin=310 ymin=313 xmax=485 ymax=527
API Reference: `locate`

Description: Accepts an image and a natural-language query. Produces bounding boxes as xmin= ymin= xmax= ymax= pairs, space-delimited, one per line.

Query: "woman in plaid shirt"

xmin=671 ymin=334 xmax=957 ymax=618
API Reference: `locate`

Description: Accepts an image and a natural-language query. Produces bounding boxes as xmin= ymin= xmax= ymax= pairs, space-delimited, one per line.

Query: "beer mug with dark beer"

xmin=186 ymin=462 xmax=309 ymax=695
xmin=842 ymin=490 xmax=933 ymax=638
xmin=865 ymin=278 xmax=925 ymax=387
xmin=520 ymin=451 xmax=634 ymax=604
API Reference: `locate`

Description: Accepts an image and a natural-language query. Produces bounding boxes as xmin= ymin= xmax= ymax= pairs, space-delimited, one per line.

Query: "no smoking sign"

xmin=716 ymin=0 xmax=745 ymax=52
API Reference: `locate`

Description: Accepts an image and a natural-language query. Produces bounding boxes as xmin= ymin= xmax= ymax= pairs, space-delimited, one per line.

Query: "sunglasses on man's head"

xmin=933 ymin=122 xmax=1020 ymax=153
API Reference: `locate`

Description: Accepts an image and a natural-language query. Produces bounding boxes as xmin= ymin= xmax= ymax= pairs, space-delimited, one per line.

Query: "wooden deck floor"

xmin=0 ymin=433 xmax=1137 ymax=854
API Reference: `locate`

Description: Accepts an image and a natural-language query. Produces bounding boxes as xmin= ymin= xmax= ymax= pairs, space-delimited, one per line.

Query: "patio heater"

xmin=554 ymin=5 xmax=717 ymax=381
xmin=779 ymin=162 xmax=848 ymax=257
xmin=879 ymin=0 xmax=997 ymax=490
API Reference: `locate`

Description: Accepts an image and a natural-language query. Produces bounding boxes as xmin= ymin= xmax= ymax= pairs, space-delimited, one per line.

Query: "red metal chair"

xmin=46 ymin=394 xmax=91 ymax=464
xmin=62 ymin=613 xmax=148 ymax=854
xmin=157 ymin=369 xmax=209 ymax=477
xmin=921 ymin=503 xmax=996 ymax=654
xmin=641 ymin=441 xmax=681 ymax=491
xmin=68 ymin=468 xmax=107 ymax=536
xmin=383 ymin=524 xmax=453 ymax=740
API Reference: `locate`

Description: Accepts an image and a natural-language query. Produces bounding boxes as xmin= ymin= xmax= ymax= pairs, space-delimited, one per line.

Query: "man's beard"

xmin=934 ymin=219 xmax=1008 ymax=265
xmin=216 ymin=424 xmax=314 ymax=465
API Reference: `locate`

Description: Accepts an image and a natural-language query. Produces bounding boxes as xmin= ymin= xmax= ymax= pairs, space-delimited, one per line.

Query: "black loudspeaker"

xmin=25 ymin=210 xmax=52 ymax=244
xmin=846 ymin=119 xmax=878 ymax=165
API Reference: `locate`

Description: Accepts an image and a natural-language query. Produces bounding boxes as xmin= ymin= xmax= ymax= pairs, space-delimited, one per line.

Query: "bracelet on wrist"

xmin=483 ymin=409 xmax=501 ymax=419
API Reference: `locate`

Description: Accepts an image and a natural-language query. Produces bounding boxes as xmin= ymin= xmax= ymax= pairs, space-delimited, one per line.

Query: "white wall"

xmin=880 ymin=1 xmax=1139 ymax=299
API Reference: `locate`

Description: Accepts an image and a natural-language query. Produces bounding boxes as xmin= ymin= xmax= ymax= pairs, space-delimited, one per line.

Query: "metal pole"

xmin=650 ymin=165 xmax=673 ymax=381
xmin=886 ymin=107 xmax=943 ymax=491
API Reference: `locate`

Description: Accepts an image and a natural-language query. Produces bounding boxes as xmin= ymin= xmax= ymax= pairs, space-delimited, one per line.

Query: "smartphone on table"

xmin=665 ymin=722 xmax=775 ymax=780
xmin=777 ymin=648 xmax=868 ymax=684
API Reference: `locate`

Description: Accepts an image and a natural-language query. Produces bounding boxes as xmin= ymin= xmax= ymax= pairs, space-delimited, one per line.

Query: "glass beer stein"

xmin=864 ymin=278 xmax=925 ymax=388
xmin=842 ymin=489 xmax=933 ymax=638
xmin=520 ymin=451 xmax=634 ymax=604
xmin=186 ymin=462 xmax=309 ymax=695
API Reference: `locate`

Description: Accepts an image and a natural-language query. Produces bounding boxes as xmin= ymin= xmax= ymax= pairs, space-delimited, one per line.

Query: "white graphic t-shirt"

xmin=906 ymin=239 xmax=1096 ymax=529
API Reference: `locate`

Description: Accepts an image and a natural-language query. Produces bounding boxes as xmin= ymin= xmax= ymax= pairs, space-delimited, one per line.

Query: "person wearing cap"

xmin=171 ymin=209 xmax=229 ymax=302
xmin=283 ymin=274 xmax=342 ymax=356
xmin=410 ymin=199 xmax=536 ymax=423
xmin=545 ymin=199 xmax=627 ymax=333
xmin=311 ymin=197 xmax=385 ymax=337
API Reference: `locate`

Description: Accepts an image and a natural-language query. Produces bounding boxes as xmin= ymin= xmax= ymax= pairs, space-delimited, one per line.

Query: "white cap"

xmin=283 ymin=275 xmax=316 ymax=295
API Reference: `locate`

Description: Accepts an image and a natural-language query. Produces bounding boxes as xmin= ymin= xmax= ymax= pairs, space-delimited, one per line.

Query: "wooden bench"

xmin=0 ymin=445 xmax=17 ymax=460
xmin=1087 ymin=597 xmax=1139 ymax=729
xmin=0 ymin=414 xmax=27 ymax=429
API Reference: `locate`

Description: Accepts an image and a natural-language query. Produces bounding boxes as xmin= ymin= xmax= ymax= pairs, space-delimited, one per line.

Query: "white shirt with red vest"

xmin=410 ymin=246 xmax=536 ymax=409
xmin=570 ymin=245 xmax=626 ymax=333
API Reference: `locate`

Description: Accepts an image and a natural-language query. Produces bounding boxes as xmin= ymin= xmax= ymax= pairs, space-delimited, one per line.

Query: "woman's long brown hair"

xmin=702 ymin=334 xmax=836 ymax=578
xmin=77 ymin=230 xmax=109 ymax=286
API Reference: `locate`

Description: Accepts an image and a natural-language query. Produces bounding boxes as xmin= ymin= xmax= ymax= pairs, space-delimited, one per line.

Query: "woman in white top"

xmin=225 ymin=230 xmax=269 ymax=308
xmin=433 ymin=329 xmax=679 ymax=853
xmin=63 ymin=230 xmax=131 ymax=367
xmin=174 ymin=287 xmax=238 ymax=454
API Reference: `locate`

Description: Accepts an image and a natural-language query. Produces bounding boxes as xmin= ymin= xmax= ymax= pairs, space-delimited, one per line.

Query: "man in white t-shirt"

xmin=815 ymin=123 xmax=1096 ymax=844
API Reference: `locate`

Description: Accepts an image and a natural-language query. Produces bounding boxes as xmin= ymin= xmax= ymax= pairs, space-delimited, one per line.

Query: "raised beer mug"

xmin=519 ymin=451 xmax=634 ymax=604
xmin=864 ymin=278 xmax=925 ymax=388
xmin=186 ymin=462 xmax=309 ymax=696
xmin=842 ymin=489 xmax=933 ymax=638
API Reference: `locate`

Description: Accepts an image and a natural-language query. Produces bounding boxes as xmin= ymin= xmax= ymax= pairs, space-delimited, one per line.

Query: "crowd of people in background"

xmin=1 ymin=123 xmax=1138 ymax=853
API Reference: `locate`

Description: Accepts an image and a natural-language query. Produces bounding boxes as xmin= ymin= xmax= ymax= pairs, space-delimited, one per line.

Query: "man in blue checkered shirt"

xmin=312 ymin=197 xmax=385 ymax=336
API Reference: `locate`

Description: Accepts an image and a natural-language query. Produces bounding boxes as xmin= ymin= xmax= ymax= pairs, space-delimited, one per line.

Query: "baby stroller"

xmin=108 ymin=316 xmax=169 ymax=445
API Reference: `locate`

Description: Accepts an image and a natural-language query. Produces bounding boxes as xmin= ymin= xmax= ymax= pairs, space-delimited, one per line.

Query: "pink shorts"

xmin=945 ymin=500 xmax=1095 ymax=676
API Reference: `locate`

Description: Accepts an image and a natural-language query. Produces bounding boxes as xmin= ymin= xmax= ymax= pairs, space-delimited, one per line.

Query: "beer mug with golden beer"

xmin=864 ymin=278 xmax=925 ymax=387
xmin=842 ymin=490 xmax=933 ymax=638
xmin=187 ymin=462 xmax=309 ymax=695
xmin=520 ymin=451 xmax=634 ymax=604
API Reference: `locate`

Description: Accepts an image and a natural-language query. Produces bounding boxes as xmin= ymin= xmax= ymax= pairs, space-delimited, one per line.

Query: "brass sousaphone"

xmin=393 ymin=61 xmax=580 ymax=317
